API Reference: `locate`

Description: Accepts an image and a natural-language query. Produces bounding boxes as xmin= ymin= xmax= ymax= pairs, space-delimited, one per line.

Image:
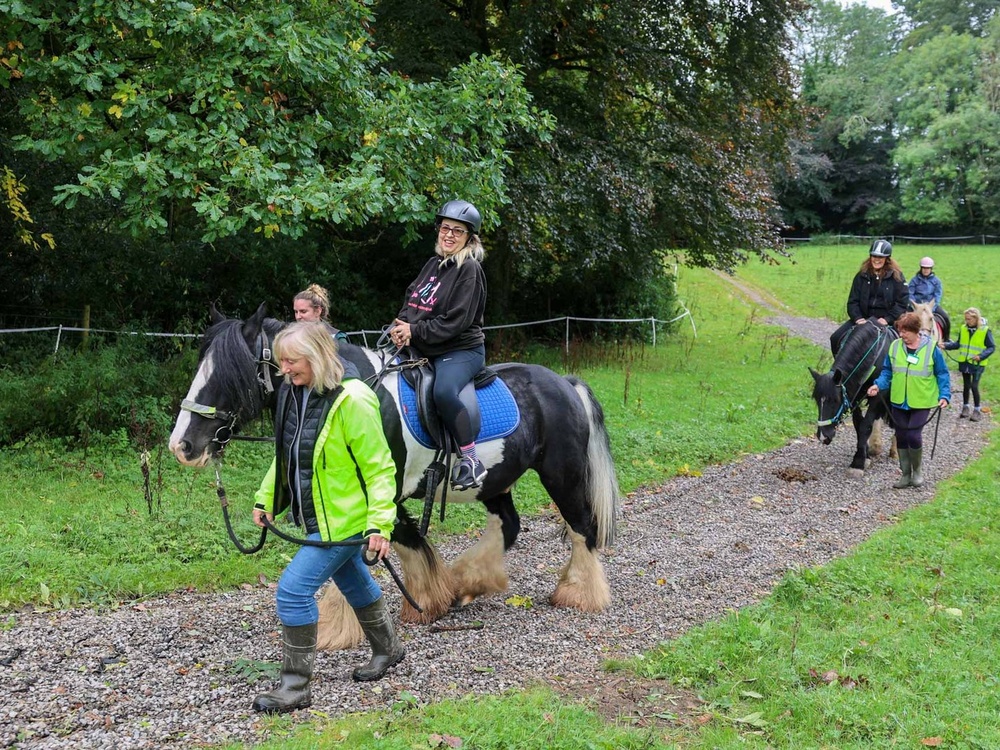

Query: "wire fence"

xmin=0 ymin=307 xmax=697 ymax=357
xmin=784 ymin=234 xmax=1000 ymax=246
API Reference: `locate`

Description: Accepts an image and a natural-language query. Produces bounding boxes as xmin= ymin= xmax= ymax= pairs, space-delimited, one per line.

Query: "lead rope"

xmin=213 ymin=462 xmax=423 ymax=613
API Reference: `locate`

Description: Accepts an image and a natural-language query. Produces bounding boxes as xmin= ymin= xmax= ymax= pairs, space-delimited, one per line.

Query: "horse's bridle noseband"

xmin=816 ymin=383 xmax=851 ymax=428
xmin=179 ymin=399 xmax=239 ymax=445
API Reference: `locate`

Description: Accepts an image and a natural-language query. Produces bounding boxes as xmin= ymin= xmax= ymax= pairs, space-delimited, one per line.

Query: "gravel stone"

xmin=1 ymin=310 xmax=990 ymax=748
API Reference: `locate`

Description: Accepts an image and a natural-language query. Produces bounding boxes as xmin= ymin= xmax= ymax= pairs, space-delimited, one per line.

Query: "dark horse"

xmin=810 ymin=319 xmax=895 ymax=475
xmin=169 ymin=304 xmax=621 ymax=649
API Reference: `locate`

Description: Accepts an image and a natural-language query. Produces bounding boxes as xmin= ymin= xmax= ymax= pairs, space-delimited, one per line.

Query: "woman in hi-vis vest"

xmin=867 ymin=312 xmax=950 ymax=490
xmin=943 ymin=307 xmax=995 ymax=422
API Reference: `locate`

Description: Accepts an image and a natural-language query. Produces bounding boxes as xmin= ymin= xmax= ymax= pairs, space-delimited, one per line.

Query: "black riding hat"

xmin=436 ymin=200 xmax=482 ymax=235
xmin=869 ymin=239 xmax=892 ymax=258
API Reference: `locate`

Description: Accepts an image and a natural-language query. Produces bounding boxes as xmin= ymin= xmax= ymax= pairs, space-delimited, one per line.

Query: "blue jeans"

xmin=276 ymin=532 xmax=382 ymax=627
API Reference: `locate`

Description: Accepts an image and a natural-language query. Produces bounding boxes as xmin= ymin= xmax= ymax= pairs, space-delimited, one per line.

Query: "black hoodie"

xmin=397 ymin=254 xmax=486 ymax=357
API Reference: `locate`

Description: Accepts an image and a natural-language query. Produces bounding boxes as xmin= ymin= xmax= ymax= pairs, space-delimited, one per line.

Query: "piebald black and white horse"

xmin=811 ymin=319 xmax=895 ymax=475
xmin=169 ymin=304 xmax=620 ymax=649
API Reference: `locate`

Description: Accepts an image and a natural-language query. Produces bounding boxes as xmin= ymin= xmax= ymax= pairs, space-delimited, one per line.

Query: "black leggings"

xmin=961 ymin=370 xmax=984 ymax=407
xmin=891 ymin=406 xmax=932 ymax=449
xmin=432 ymin=345 xmax=485 ymax=446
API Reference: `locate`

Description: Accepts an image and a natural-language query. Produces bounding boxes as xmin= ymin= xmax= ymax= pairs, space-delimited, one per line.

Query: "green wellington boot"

xmin=892 ymin=448 xmax=912 ymax=489
xmin=352 ymin=596 xmax=405 ymax=682
xmin=252 ymin=622 xmax=317 ymax=713
xmin=909 ymin=448 xmax=924 ymax=488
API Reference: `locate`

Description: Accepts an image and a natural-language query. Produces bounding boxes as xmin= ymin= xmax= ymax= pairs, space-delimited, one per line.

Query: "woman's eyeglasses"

xmin=438 ymin=224 xmax=468 ymax=238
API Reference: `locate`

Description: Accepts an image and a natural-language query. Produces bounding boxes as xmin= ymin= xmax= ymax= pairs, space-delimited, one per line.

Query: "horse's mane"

xmin=200 ymin=317 xmax=287 ymax=420
xmin=833 ymin=322 xmax=890 ymax=391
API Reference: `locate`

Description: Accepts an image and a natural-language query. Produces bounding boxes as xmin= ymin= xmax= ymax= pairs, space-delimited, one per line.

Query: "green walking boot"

xmin=909 ymin=447 xmax=924 ymax=488
xmin=892 ymin=448 xmax=912 ymax=489
xmin=252 ymin=622 xmax=317 ymax=713
xmin=352 ymin=596 xmax=405 ymax=682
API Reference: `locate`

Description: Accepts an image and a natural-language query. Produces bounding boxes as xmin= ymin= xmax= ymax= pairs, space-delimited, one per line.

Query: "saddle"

xmin=395 ymin=349 xmax=518 ymax=450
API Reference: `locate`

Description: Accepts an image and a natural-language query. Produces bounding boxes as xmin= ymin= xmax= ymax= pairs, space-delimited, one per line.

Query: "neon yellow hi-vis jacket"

xmin=254 ymin=378 xmax=397 ymax=542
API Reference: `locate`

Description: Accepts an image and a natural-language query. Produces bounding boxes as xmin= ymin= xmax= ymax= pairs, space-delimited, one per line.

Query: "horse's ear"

xmin=242 ymin=302 xmax=268 ymax=339
xmin=809 ymin=367 xmax=821 ymax=382
xmin=832 ymin=368 xmax=844 ymax=386
xmin=209 ymin=303 xmax=226 ymax=325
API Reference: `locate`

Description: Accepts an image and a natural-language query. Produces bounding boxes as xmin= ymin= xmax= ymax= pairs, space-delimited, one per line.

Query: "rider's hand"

xmin=876 ymin=317 xmax=888 ymax=326
xmin=391 ymin=319 xmax=411 ymax=347
xmin=253 ymin=509 xmax=273 ymax=528
xmin=856 ymin=318 xmax=867 ymax=324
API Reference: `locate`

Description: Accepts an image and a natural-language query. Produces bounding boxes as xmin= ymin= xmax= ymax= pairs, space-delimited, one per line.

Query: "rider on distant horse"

xmin=908 ymin=256 xmax=951 ymax=340
xmin=830 ymin=239 xmax=909 ymax=355
xmin=390 ymin=200 xmax=489 ymax=491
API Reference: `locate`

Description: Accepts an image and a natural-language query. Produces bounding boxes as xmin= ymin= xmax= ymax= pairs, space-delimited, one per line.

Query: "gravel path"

xmin=2 ymin=297 xmax=991 ymax=749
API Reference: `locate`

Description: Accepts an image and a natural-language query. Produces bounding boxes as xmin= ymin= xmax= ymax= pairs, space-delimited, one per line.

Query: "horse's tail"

xmin=566 ymin=376 xmax=621 ymax=548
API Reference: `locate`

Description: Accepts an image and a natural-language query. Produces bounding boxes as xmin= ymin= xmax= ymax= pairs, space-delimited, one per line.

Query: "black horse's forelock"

xmin=200 ymin=317 xmax=285 ymax=423
xmin=812 ymin=371 xmax=837 ymax=402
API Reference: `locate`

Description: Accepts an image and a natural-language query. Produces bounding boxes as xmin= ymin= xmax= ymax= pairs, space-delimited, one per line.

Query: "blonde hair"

xmin=273 ymin=321 xmax=344 ymax=394
xmin=293 ymin=283 xmax=330 ymax=321
xmin=435 ymin=233 xmax=485 ymax=267
xmin=964 ymin=307 xmax=982 ymax=326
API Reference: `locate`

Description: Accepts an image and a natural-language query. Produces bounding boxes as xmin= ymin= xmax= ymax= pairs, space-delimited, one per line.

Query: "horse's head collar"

xmin=180 ymin=399 xmax=238 ymax=446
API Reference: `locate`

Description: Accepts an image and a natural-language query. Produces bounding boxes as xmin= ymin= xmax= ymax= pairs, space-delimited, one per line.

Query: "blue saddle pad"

xmin=397 ymin=375 xmax=521 ymax=449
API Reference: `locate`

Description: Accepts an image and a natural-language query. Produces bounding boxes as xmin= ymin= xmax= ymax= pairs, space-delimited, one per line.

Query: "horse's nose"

xmin=170 ymin=438 xmax=192 ymax=460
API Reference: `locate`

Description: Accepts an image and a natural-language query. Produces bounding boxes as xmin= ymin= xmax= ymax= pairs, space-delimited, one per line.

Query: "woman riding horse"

xmin=908 ymin=256 xmax=950 ymax=340
xmin=391 ymin=200 xmax=488 ymax=492
xmin=830 ymin=240 xmax=909 ymax=356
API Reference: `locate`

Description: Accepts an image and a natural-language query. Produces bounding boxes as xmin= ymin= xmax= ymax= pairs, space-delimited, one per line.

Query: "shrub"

xmin=0 ymin=334 xmax=198 ymax=445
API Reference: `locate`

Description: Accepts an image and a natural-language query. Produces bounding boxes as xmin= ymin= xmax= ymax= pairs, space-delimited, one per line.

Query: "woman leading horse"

xmin=168 ymin=304 xmax=621 ymax=645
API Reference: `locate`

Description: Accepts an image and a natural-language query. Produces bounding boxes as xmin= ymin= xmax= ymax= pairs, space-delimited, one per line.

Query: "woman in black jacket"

xmin=390 ymin=200 xmax=488 ymax=491
xmin=830 ymin=239 xmax=909 ymax=355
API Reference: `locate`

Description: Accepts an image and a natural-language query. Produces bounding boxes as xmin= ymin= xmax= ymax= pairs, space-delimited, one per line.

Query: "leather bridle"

xmin=179 ymin=331 xmax=278 ymax=446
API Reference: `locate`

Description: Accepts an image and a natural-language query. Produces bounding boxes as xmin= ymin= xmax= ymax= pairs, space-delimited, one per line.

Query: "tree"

xmin=373 ymin=0 xmax=805 ymax=322
xmin=783 ymin=0 xmax=903 ymax=233
xmin=892 ymin=21 xmax=1000 ymax=229
xmin=1 ymin=0 xmax=550 ymax=242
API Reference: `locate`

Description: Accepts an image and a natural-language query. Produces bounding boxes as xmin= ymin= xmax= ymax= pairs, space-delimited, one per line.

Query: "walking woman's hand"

xmin=253 ymin=509 xmax=273 ymax=528
xmin=366 ymin=533 xmax=391 ymax=560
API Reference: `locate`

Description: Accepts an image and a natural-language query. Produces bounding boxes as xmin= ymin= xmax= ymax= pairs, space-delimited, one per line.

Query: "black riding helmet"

xmin=436 ymin=200 xmax=482 ymax=235
xmin=869 ymin=239 xmax=892 ymax=258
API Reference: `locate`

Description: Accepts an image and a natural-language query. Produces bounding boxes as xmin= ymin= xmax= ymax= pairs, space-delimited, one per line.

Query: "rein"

xmin=213 ymin=462 xmax=423 ymax=613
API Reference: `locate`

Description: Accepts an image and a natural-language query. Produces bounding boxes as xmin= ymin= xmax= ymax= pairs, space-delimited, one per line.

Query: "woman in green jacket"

xmin=251 ymin=321 xmax=402 ymax=714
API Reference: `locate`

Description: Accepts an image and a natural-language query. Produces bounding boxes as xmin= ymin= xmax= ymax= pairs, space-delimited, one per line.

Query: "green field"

xmin=3 ymin=245 xmax=1000 ymax=748
xmin=734 ymin=241 xmax=1000 ymax=323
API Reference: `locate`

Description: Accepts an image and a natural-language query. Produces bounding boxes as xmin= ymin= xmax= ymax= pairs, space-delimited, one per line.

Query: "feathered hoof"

xmin=400 ymin=596 xmax=450 ymax=625
xmin=550 ymin=581 xmax=611 ymax=613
